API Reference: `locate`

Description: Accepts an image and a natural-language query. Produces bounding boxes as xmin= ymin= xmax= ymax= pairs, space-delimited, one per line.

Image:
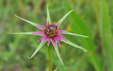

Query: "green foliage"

xmin=0 ymin=0 xmax=113 ymax=71
xmin=65 ymin=5 xmax=101 ymax=71
xmin=94 ymin=0 xmax=113 ymax=71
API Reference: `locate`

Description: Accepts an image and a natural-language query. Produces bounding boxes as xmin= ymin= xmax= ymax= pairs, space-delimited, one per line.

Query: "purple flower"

xmin=8 ymin=5 xmax=88 ymax=65
xmin=33 ymin=20 xmax=67 ymax=47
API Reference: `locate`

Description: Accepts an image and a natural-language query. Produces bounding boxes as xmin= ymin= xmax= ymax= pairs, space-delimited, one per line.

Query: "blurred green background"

xmin=0 ymin=0 xmax=113 ymax=71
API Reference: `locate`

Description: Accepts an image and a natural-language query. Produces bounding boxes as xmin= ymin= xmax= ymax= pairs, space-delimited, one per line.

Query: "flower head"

xmin=7 ymin=5 xmax=88 ymax=65
xmin=33 ymin=20 xmax=67 ymax=47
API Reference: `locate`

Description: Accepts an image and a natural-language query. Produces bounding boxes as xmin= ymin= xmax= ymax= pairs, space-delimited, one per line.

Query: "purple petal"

xmin=52 ymin=38 xmax=57 ymax=47
xmin=38 ymin=34 xmax=47 ymax=42
xmin=53 ymin=36 xmax=57 ymax=41
xmin=58 ymin=34 xmax=67 ymax=41
xmin=54 ymin=37 xmax=60 ymax=47
xmin=42 ymin=37 xmax=48 ymax=45
xmin=57 ymin=41 xmax=60 ymax=47
xmin=57 ymin=23 xmax=61 ymax=27
xmin=56 ymin=36 xmax=61 ymax=41
xmin=36 ymin=24 xmax=45 ymax=29
xmin=47 ymin=37 xmax=51 ymax=46
xmin=32 ymin=30 xmax=44 ymax=35
xmin=59 ymin=29 xmax=68 ymax=33
xmin=46 ymin=19 xmax=49 ymax=25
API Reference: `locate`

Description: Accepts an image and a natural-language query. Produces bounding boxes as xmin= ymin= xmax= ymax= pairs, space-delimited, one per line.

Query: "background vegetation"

xmin=0 ymin=0 xmax=113 ymax=71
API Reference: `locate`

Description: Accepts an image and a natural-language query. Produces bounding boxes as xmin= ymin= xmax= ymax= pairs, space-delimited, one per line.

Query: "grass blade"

xmin=100 ymin=0 xmax=113 ymax=71
xmin=65 ymin=5 xmax=102 ymax=71
xmin=94 ymin=0 xmax=113 ymax=70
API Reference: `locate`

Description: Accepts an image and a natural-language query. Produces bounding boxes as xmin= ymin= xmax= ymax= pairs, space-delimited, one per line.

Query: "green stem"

xmin=48 ymin=46 xmax=52 ymax=71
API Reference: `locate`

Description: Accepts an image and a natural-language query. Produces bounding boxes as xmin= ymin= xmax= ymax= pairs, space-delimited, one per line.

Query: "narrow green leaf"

xmin=94 ymin=0 xmax=113 ymax=71
xmin=75 ymin=0 xmax=82 ymax=13
xmin=62 ymin=32 xmax=89 ymax=38
xmin=62 ymin=39 xmax=87 ymax=52
xmin=100 ymin=0 xmax=113 ymax=71
xmin=47 ymin=5 xmax=51 ymax=23
xmin=52 ymin=42 xmax=64 ymax=66
xmin=27 ymin=40 xmax=45 ymax=59
xmin=94 ymin=0 xmax=101 ymax=25
xmin=57 ymin=10 xmax=73 ymax=27
xmin=66 ymin=5 xmax=102 ymax=71
xmin=14 ymin=15 xmax=39 ymax=29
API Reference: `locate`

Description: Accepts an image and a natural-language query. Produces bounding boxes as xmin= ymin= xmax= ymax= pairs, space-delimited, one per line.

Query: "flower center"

xmin=44 ymin=24 xmax=58 ymax=37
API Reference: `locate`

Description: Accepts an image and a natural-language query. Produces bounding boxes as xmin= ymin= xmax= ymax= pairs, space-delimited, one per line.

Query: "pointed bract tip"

xmin=84 ymin=36 xmax=89 ymax=38
xmin=87 ymin=36 xmax=89 ymax=38
xmin=27 ymin=55 xmax=31 ymax=59
xmin=72 ymin=9 xmax=75 ymax=11
xmin=14 ymin=14 xmax=19 ymax=18
xmin=83 ymin=50 xmax=87 ymax=52
xmin=14 ymin=14 xmax=17 ymax=17
xmin=81 ymin=46 xmax=87 ymax=52
xmin=47 ymin=4 xmax=49 ymax=6
xmin=5 ymin=31 xmax=8 ymax=33
xmin=5 ymin=31 xmax=12 ymax=34
xmin=62 ymin=64 xmax=64 ymax=66
xmin=69 ymin=9 xmax=74 ymax=12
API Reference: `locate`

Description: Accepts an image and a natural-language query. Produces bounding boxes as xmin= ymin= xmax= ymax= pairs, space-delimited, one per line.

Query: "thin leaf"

xmin=94 ymin=0 xmax=101 ymax=25
xmin=94 ymin=0 xmax=113 ymax=71
xmin=47 ymin=4 xmax=51 ymax=23
xmin=100 ymin=0 xmax=113 ymax=71
xmin=57 ymin=10 xmax=73 ymax=27
xmin=52 ymin=42 xmax=64 ymax=66
xmin=62 ymin=32 xmax=89 ymax=38
xmin=27 ymin=40 xmax=45 ymax=59
xmin=62 ymin=39 xmax=87 ymax=52
xmin=66 ymin=5 xmax=102 ymax=71
xmin=14 ymin=15 xmax=40 ymax=29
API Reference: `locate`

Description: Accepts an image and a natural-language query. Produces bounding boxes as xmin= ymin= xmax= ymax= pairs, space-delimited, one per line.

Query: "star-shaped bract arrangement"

xmin=7 ymin=5 xmax=88 ymax=65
